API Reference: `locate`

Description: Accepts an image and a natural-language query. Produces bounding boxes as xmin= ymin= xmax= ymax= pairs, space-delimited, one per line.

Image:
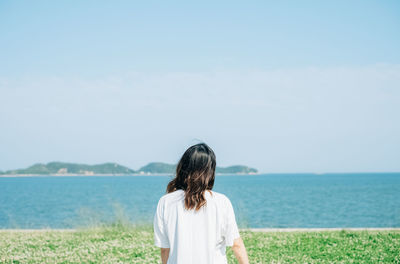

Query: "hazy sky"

xmin=1 ymin=1 xmax=399 ymax=173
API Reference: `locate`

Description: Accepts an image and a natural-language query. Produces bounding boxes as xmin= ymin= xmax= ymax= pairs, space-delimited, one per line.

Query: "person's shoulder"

xmin=209 ymin=190 xmax=232 ymax=204
xmin=158 ymin=189 xmax=184 ymax=204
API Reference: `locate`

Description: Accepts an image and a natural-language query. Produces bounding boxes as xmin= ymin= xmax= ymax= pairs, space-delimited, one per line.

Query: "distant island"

xmin=0 ymin=162 xmax=258 ymax=176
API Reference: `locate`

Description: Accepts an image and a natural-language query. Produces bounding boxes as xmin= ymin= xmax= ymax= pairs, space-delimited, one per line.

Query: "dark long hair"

xmin=167 ymin=143 xmax=216 ymax=211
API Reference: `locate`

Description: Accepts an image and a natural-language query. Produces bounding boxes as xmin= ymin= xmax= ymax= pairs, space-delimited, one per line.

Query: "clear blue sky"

xmin=0 ymin=0 xmax=399 ymax=172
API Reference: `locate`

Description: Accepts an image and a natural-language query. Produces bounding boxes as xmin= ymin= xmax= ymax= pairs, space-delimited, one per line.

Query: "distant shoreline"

xmin=2 ymin=172 xmax=400 ymax=177
xmin=0 ymin=173 xmax=258 ymax=177
xmin=0 ymin=161 xmax=258 ymax=176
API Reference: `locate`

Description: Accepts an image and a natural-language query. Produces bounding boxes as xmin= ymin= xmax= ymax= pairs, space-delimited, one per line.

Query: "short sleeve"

xmin=223 ymin=197 xmax=240 ymax=246
xmin=153 ymin=197 xmax=170 ymax=248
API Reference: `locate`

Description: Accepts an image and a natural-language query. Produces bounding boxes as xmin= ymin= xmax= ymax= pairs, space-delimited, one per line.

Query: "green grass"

xmin=0 ymin=225 xmax=399 ymax=263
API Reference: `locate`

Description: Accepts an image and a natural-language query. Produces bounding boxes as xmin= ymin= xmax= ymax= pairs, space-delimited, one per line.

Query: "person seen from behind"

xmin=153 ymin=143 xmax=249 ymax=264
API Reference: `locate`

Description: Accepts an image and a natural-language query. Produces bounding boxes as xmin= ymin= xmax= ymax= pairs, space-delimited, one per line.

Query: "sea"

xmin=0 ymin=173 xmax=399 ymax=229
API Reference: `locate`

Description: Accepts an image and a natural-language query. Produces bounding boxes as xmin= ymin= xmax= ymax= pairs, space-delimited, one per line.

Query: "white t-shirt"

xmin=153 ymin=189 xmax=240 ymax=264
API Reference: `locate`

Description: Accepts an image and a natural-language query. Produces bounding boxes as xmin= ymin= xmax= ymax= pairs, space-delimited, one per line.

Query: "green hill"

xmin=138 ymin=162 xmax=176 ymax=174
xmin=1 ymin=162 xmax=135 ymax=175
xmin=216 ymin=165 xmax=258 ymax=174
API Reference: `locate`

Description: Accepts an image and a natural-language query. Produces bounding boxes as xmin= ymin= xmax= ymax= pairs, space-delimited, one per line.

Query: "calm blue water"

xmin=0 ymin=174 xmax=399 ymax=229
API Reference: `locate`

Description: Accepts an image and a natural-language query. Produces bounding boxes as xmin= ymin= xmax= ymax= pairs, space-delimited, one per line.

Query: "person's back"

xmin=153 ymin=143 xmax=249 ymax=264
xmin=154 ymin=189 xmax=240 ymax=263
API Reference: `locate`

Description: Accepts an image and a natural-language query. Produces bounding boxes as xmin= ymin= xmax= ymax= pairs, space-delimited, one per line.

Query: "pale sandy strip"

xmin=244 ymin=228 xmax=400 ymax=232
xmin=1 ymin=228 xmax=400 ymax=233
xmin=0 ymin=229 xmax=77 ymax=232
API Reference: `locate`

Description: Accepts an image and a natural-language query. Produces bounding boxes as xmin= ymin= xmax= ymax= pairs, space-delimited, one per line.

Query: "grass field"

xmin=1 ymin=225 xmax=399 ymax=263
